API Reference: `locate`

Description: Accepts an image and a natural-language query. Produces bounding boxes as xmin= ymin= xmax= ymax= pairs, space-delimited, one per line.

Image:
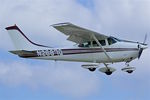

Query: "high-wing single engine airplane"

xmin=5 ymin=23 xmax=148 ymax=75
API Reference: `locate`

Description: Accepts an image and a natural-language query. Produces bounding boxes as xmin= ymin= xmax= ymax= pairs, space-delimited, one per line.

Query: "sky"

xmin=0 ymin=0 xmax=150 ymax=100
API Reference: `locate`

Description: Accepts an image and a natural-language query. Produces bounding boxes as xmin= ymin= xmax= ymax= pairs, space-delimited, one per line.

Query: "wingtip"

xmin=5 ymin=24 xmax=18 ymax=30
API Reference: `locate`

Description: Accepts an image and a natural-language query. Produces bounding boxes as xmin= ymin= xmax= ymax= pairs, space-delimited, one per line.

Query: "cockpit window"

xmin=107 ymin=37 xmax=117 ymax=45
xmin=111 ymin=37 xmax=121 ymax=42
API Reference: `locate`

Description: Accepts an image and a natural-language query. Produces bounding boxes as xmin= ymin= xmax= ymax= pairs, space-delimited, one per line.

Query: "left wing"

xmin=52 ymin=22 xmax=108 ymax=44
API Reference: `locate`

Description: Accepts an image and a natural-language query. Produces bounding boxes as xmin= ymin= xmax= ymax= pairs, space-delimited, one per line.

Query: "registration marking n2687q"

xmin=37 ymin=49 xmax=63 ymax=57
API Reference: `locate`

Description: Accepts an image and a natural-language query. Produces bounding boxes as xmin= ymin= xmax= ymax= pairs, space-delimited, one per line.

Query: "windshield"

xmin=107 ymin=37 xmax=117 ymax=45
xmin=111 ymin=37 xmax=121 ymax=42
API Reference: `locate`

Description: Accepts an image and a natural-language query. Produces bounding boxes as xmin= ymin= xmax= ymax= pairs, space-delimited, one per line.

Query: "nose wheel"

xmin=121 ymin=63 xmax=136 ymax=74
xmin=127 ymin=70 xmax=133 ymax=73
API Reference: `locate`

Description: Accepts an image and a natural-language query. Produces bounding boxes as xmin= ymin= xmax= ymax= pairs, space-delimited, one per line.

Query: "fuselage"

xmin=6 ymin=24 xmax=148 ymax=75
xmin=20 ymin=41 xmax=141 ymax=63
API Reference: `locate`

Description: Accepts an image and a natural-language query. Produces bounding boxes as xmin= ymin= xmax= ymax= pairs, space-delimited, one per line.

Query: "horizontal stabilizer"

xmin=9 ymin=50 xmax=37 ymax=58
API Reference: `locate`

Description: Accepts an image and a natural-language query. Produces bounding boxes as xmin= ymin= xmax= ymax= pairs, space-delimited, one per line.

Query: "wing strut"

xmin=91 ymin=34 xmax=113 ymax=64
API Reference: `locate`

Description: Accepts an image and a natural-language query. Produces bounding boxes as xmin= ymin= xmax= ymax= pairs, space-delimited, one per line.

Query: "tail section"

xmin=5 ymin=25 xmax=50 ymax=50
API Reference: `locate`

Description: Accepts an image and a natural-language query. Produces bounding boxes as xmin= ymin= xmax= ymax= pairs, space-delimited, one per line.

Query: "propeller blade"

xmin=143 ymin=34 xmax=147 ymax=44
xmin=138 ymin=48 xmax=143 ymax=59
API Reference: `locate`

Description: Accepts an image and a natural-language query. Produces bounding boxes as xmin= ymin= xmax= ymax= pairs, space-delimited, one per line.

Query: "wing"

xmin=52 ymin=22 xmax=108 ymax=44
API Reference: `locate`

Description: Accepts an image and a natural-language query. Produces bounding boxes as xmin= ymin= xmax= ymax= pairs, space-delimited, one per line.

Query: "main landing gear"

xmin=105 ymin=69 xmax=113 ymax=75
xmin=82 ymin=62 xmax=136 ymax=75
xmin=99 ymin=64 xmax=116 ymax=75
xmin=121 ymin=63 xmax=136 ymax=74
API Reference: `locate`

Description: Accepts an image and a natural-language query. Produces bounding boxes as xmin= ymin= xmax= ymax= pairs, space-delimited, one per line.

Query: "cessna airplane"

xmin=5 ymin=23 xmax=148 ymax=75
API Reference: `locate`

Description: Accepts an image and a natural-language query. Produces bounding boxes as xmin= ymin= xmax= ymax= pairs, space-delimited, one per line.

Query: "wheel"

xmin=99 ymin=67 xmax=116 ymax=75
xmin=88 ymin=68 xmax=96 ymax=72
xmin=105 ymin=71 xmax=112 ymax=75
xmin=126 ymin=70 xmax=133 ymax=73
xmin=121 ymin=67 xmax=135 ymax=74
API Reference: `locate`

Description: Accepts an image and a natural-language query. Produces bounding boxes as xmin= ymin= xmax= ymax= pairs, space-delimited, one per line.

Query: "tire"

xmin=88 ymin=68 xmax=96 ymax=72
xmin=105 ymin=71 xmax=112 ymax=75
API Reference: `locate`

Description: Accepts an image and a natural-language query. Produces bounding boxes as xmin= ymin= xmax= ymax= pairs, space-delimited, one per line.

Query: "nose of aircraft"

xmin=137 ymin=44 xmax=148 ymax=59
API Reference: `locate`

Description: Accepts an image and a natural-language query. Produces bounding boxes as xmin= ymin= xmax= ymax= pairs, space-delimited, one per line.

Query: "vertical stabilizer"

xmin=5 ymin=25 xmax=50 ymax=50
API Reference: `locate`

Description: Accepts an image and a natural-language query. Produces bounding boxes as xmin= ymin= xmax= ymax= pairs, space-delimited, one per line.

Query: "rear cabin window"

xmin=107 ymin=37 xmax=117 ymax=45
xmin=78 ymin=42 xmax=90 ymax=47
xmin=78 ymin=40 xmax=106 ymax=47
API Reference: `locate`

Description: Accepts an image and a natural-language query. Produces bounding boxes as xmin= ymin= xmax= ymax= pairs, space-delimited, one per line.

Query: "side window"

xmin=99 ymin=40 xmax=106 ymax=46
xmin=78 ymin=40 xmax=106 ymax=47
xmin=78 ymin=42 xmax=91 ymax=47
xmin=92 ymin=41 xmax=98 ymax=46
xmin=78 ymin=44 xmax=84 ymax=47
xmin=92 ymin=40 xmax=106 ymax=46
xmin=84 ymin=42 xmax=90 ymax=47
xmin=107 ymin=37 xmax=116 ymax=45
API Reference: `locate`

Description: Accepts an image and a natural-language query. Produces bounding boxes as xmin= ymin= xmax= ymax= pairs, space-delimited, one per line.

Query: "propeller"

xmin=138 ymin=34 xmax=148 ymax=59
xmin=143 ymin=34 xmax=147 ymax=44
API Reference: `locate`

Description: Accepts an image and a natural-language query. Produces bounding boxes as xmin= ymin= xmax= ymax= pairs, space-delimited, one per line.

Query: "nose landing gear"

xmin=121 ymin=63 xmax=136 ymax=74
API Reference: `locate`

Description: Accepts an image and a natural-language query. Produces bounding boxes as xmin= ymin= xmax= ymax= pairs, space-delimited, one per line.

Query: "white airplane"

xmin=5 ymin=23 xmax=148 ymax=75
